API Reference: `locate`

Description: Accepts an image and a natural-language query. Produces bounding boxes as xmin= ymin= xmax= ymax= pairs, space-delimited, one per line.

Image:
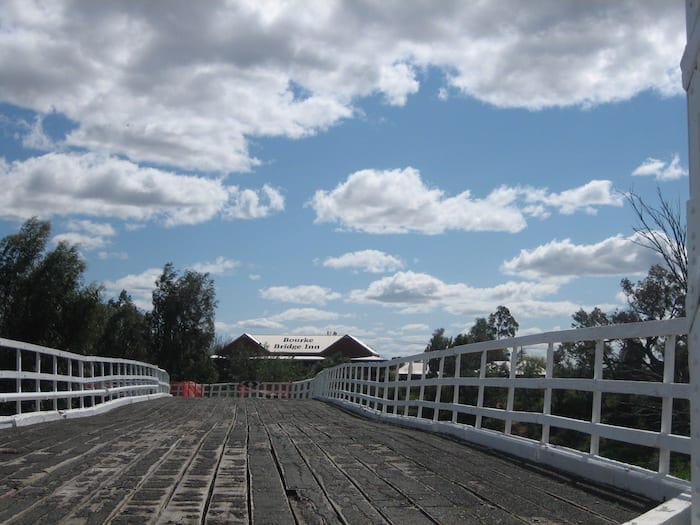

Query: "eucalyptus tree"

xmin=150 ymin=263 xmax=218 ymax=382
xmin=0 ymin=218 xmax=103 ymax=353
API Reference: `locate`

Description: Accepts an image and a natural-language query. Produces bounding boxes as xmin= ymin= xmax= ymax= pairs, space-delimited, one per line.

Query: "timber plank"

xmin=246 ymin=403 xmax=295 ymax=525
xmin=0 ymin=397 xmax=654 ymax=524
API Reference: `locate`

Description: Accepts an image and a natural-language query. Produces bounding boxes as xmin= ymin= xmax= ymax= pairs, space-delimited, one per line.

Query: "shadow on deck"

xmin=0 ymin=398 xmax=654 ymax=524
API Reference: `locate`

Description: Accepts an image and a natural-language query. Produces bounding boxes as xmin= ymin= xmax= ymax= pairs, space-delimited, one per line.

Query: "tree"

xmin=0 ymin=218 xmax=103 ymax=353
xmin=424 ymin=306 xmax=519 ymax=377
xmin=620 ymin=264 xmax=685 ymax=320
xmin=466 ymin=318 xmax=495 ymax=343
xmin=488 ymin=305 xmax=519 ymax=339
xmin=424 ymin=328 xmax=452 ymax=378
xmin=99 ymin=290 xmax=151 ymax=362
xmin=150 ymin=263 xmax=218 ymax=382
xmin=0 ymin=218 xmax=51 ymax=329
xmin=627 ymin=188 xmax=687 ymax=295
xmin=425 ymin=328 xmax=452 ymax=352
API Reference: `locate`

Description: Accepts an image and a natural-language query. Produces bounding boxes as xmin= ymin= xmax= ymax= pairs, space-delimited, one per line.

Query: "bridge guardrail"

xmin=0 ymin=337 xmax=170 ymax=428
xmin=309 ymin=317 xmax=691 ymax=503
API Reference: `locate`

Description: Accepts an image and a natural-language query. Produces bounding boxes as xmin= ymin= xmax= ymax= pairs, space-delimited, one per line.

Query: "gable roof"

xmin=224 ymin=333 xmax=380 ymax=358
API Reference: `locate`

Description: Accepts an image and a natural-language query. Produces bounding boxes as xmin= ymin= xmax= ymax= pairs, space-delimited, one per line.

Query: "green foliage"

xmin=0 ymin=218 xmax=103 ymax=353
xmin=0 ymin=220 xmax=221 ymax=383
xmin=99 ymin=290 xmax=151 ymax=362
xmin=552 ymin=261 xmax=689 ymax=466
xmin=150 ymin=263 xmax=218 ymax=382
xmin=424 ymin=306 xmax=518 ymax=378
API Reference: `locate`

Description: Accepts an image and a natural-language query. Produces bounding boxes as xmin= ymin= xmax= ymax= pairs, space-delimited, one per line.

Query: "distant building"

xmin=218 ymin=333 xmax=382 ymax=362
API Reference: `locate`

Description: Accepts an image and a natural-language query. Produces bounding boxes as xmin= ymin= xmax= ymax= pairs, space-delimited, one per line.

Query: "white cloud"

xmin=501 ymin=235 xmax=661 ymax=280
xmin=0 ymin=152 xmax=283 ymax=225
xmin=401 ymin=323 xmax=430 ymax=331
xmin=308 ymin=167 xmax=527 ymax=234
xmin=52 ymin=232 xmax=108 ymax=251
xmin=52 ymin=219 xmax=116 ymax=251
xmin=190 ymin=256 xmax=239 ymax=275
xmin=20 ymin=115 xmax=55 ymax=151
xmin=308 ymin=168 xmax=623 ymax=234
xmin=520 ymin=180 xmax=624 ymax=216
xmin=0 ymin=2 xmax=683 ymax=172
xmin=260 ymin=285 xmax=341 ymax=305
xmin=104 ymin=258 xmax=236 ymax=310
xmin=231 ymin=307 xmax=343 ymax=331
xmin=632 ymin=154 xmax=688 ymax=181
xmin=348 ymin=270 xmax=613 ymax=321
xmin=249 ymin=274 xmax=262 ymax=281
xmin=322 ymin=249 xmax=404 ymax=273
xmin=224 ymin=185 xmax=285 ymax=219
xmin=98 ymin=251 xmax=128 ymax=261
xmin=103 ymin=267 xmax=162 ymax=310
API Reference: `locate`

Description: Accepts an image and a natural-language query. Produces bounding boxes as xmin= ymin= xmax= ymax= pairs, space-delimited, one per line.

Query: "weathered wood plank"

xmin=0 ymin=398 xmax=654 ymax=525
xmin=246 ymin=402 xmax=296 ymax=525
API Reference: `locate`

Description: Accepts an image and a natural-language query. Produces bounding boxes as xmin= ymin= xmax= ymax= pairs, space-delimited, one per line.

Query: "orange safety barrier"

xmin=170 ymin=381 xmax=203 ymax=397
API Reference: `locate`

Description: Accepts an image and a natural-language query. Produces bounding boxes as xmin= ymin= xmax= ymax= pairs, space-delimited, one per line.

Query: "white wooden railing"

xmin=306 ymin=318 xmax=691 ymax=508
xmin=0 ymin=337 xmax=170 ymax=428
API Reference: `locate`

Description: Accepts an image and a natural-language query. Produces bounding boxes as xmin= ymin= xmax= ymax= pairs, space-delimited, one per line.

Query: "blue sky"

xmin=0 ymin=1 xmax=689 ymax=358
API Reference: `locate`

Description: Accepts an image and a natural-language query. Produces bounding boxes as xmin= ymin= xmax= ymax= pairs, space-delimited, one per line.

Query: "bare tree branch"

xmin=626 ymin=188 xmax=687 ymax=292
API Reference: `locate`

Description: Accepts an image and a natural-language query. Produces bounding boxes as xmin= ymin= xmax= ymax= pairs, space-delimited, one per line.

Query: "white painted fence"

xmin=306 ymin=318 xmax=691 ymax=508
xmin=0 ymin=337 xmax=170 ymax=428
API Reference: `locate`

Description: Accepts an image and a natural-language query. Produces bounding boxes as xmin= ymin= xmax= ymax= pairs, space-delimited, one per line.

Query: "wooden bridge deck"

xmin=0 ymin=398 xmax=653 ymax=524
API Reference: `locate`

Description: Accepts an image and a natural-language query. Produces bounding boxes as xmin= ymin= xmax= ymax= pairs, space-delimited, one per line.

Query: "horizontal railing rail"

xmin=0 ymin=337 xmax=170 ymax=428
xmin=309 ymin=317 xmax=691 ymax=502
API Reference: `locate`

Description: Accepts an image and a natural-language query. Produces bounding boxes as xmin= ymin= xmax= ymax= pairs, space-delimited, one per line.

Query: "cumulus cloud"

xmin=632 ymin=154 xmax=688 ymax=181
xmin=308 ymin=168 xmax=622 ymax=234
xmin=501 ymin=235 xmax=661 ymax=280
xmin=52 ymin=219 xmax=117 ymax=251
xmin=190 ymin=256 xmax=239 ymax=275
xmin=102 ymin=267 xmax=163 ymax=310
xmin=224 ymin=185 xmax=285 ymax=219
xmin=520 ymin=180 xmax=624 ymax=216
xmin=0 ymin=153 xmax=283 ymax=225
xmin=260 ymin=285 xmax=341 ymax=305
xmin=105 ymin=258 xmax=239 ymax=309
xmin=322 ymin=249 xmax=404 ymax=273
xmin=231 ymin=308 xmax=344 ymax=331
xmin=308 ymin=167 xmax=527 ymax=234
xmin=98 ymin=251 xmax=128 ymax=261
xmin=20 ymin=115 xmax=55 ymax=151
xmin=347 ymin=270 xmax=585 ymax=319
xmin=0 ymin=1 xmax=683 ymax=172
xmin=401 ymin=323 xmax=430 ymax=331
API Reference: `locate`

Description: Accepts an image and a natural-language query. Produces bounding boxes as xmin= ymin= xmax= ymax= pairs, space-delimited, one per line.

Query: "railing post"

xmin=590 ymin=339 xmax=604 ymax=456
xmin=78 ymin=361 xmax=84 ymax=409
xmin=541 ymin=342 xmax=554 ymax=445
xmin=404 ymin=362 xmax=413 ymax=417
xmin=433 ymin=356 xmax=445 ymax=421
xmin=683 ymin=2 xmax=700 ymax=521
xmin=52 ymin=355 xmax=58 ymax=411
xmin=34 ymin=351 xmax=40 ymax=413
xmin=418 ymin=358 xmax=427 ymax=418
xmin=452 ymin=353 xmax=461 ymax=423
xmin=505 ymin=346 xmax=518 ymax=435
xmin=15 ymin=348 xmax=21 ymax=415
xmin=475 ymin=350 xmax=487 ymax=429
xmin=393 ymin=362 xmax=400 ymax=415
xmin=382 ymin=364 xmax=389 ymax=414
xmin=659 ymin=335 xmax=677 ymax=475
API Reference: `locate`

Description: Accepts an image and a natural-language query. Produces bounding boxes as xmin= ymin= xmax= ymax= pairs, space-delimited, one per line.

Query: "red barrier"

xmin=170 ymin=381 xmax=203 ymax=397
